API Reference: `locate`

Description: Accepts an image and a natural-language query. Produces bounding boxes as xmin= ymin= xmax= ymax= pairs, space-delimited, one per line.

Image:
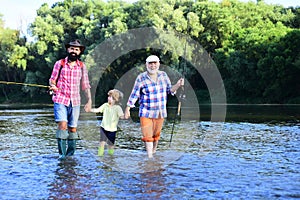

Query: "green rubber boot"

xmin=57 ymin=138 xmax=62 ymax=155
xmin=56 ymin=130 xmax=68 ymax=160
xmin=98 ymin=146 xmax=104 ymax=156
xmin=66 ymin=131 xmax=79 ymax=156
xmin=66 ymin=139 xmax=76 ymax=156
xmin=108 ymin=148 xmax=114 ymax=155
xmin=58 ymin=139 xmax=67 ymax=160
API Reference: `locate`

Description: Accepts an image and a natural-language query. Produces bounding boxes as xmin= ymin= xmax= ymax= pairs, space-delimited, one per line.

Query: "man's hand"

xmin=83 ymin=89 xmax=92 ymax=112
xmin=49 ymin=84 xmax=59 ymax=92
xmin=124 ymin=106 xmax=131 ymax=119
xmin=177 ymin=78 xmax=184 ymax=87
xmin=171 ymin=78 xmax=184 ymax=93
xmin=84 ymin=100 xmax=92 ymax=112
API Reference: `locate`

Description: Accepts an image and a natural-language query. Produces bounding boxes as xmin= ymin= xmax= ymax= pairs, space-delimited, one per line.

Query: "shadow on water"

xmin=0 ymin=104 xmax=299 ymax=199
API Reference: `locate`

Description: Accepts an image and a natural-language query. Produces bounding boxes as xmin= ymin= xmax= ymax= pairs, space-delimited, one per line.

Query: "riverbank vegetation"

xmin=0 ymin=0 xmax=299 ymax=105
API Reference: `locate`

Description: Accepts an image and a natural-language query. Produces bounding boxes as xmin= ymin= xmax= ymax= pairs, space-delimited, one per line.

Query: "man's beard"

xmin=147 ymin=66 xmax=159 ymax=75
xmin=68 ymin=52 xmax=80 ymax=62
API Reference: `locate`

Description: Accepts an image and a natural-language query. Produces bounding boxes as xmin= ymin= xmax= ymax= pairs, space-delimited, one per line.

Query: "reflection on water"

xmin=0 ymin=106 xmax=299 ymax=199
xmin=48 ymin=158 xmax=95 ymax=199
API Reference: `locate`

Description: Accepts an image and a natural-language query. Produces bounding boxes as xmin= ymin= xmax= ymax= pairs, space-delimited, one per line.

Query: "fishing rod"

xmin=0 ymin=81 xmax=50 ymax=88
xmin=169 ymin=58 xmax=186 ymax=147
xmin=169 ymin=6 xmax=191 ymax=147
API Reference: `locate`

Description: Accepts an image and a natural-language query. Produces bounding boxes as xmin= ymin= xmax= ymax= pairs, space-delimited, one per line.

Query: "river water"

xmin=0 ymin=105 xmax=299 ymax=199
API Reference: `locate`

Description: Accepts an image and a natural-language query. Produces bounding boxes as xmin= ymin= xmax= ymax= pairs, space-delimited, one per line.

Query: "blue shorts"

xmin=54 ymin=102 xmax=80 ymax=128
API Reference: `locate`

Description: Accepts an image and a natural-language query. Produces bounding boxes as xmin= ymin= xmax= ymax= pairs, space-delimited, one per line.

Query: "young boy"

xmin=88 ymin=89 xmax=124 ymax=156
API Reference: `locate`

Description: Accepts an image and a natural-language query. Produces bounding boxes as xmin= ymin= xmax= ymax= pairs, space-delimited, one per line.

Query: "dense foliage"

xmin=0 ymin=0 xmax=299 ymax=104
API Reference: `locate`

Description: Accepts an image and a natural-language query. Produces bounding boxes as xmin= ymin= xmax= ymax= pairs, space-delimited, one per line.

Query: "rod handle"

xmin=177 ymin=101 xmax=181 ymax=116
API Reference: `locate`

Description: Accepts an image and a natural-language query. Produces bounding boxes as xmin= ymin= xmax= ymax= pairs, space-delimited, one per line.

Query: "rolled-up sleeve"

xmin=127 ymin=77 xmax=141 ymax=107
xmin=49 ymin=60 xmax=61 ymax=83
xmin=164 ymin=73 xmax=173 ymax=95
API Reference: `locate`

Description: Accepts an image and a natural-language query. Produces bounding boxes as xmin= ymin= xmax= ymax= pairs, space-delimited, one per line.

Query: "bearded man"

xmin=124 ymin=55 xmax=184 ymax=158
xmin=49 ymin=39 xmax=92 ymax=160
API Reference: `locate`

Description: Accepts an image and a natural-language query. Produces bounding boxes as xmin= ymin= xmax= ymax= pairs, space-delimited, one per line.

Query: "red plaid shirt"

xmin=49 ymin=57 xmax=91 ymax=107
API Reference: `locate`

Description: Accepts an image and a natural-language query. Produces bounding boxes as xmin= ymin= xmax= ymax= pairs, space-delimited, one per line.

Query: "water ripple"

xmin=0 ymin=109 xmax=299 ymax=199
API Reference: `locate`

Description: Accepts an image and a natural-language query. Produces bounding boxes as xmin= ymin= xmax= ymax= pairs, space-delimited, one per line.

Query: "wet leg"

xmin=145 ymin=142 xmax=154 ymax=158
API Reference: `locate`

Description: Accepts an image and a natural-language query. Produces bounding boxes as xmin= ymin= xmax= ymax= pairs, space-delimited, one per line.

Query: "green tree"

xmin=1 ymin=0 xmax=299 ymax=104
xmin=257 ymin=30 xmax=300 ymax=103
xmin=0 ymin=15 xmax=29 ymax=101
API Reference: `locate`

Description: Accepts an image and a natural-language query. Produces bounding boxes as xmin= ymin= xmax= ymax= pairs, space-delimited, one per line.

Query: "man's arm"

xmin=84 ymin=88 xmax=92 ymax=112
xmin=49 ymin=60 xmax=61 ymax=91
xmin=81 ymin=62 xmax=92 ymax=112
xmin=124 ymin=77 xmax=141 ymax=119
xmin=170 ymin=78 xmax=184 ymax=93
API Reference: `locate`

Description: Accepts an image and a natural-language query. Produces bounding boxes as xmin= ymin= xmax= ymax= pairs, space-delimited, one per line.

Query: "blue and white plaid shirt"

xmin=127 ymin=71 xmax=172 ymax=118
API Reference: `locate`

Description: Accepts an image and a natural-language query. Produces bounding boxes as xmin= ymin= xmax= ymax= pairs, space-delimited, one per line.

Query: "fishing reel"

xmin=47 ymin=84 xmax=57 ymax=96
xmin=179 ymin=92 xmax=186 ymax=101
xmin=178 ymin=86 xmax=186 ymax=102
xmin=47 ymin=89 xmax=54 ymax=96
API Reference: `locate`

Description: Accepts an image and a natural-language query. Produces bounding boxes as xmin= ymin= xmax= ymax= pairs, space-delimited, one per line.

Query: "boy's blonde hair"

xmin=108 ymin=89 xmax=123 ymax=105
